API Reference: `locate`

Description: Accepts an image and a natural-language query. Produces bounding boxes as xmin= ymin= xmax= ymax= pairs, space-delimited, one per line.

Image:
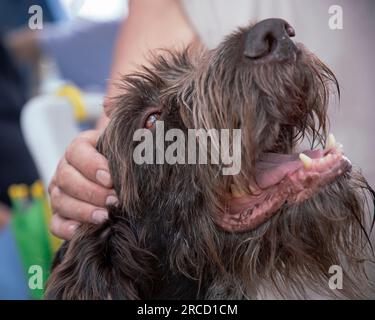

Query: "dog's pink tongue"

xmin=255 ymin=149 xmax=324 ymax=188
xmin=216 ymin=146 xmax=351 ymax=233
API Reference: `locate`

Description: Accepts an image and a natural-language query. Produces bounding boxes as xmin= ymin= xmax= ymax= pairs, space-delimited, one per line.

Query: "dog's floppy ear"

xmin=45 ymin=206 xmax=156 ymax=300
xmin=49 ymin=240 xmax=69 ymax=272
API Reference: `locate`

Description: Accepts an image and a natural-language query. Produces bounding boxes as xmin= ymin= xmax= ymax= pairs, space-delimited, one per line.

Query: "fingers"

xmin=55 ymin=158 xmax=116 ymax=207
xmin=48 ymin=129 xmax=118 ymax=240
xmin=50 ymin=185 xmax=110 ymax=224
xmin=65 ymin=130 xmax=113 ymax=188
xmin=50 ymin=213 xmax=80 ymax=240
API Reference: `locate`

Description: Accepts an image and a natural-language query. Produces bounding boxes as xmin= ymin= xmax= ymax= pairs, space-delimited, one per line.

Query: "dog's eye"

xmin=145 ymin=112 xmax=161 ymax=129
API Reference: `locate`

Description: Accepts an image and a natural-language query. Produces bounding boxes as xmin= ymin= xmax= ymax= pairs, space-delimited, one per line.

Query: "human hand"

xmin=49 ymin=130 xmax=118 ymax=240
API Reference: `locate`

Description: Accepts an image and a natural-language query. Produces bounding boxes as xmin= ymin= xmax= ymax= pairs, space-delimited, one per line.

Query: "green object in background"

xmin=8 ymin=181 xmax=54 ymax=299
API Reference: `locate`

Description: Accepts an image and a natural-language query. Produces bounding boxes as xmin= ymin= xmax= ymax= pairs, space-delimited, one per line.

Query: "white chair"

xmin=20 ymin=91 xmax=103 ymax=188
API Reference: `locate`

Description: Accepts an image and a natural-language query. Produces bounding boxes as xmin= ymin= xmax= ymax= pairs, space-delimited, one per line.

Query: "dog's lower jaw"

xmin=216 ymin=144 xmax=352 ymax=232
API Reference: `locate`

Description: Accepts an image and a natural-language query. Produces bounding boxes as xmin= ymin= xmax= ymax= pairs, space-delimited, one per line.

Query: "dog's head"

xmin=101 ymin=19 xmax=345 ymax=231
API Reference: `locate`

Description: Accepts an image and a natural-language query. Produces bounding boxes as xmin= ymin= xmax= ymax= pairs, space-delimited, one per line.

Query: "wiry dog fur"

xmin=46 ymin=25 xmax=375 ymax=299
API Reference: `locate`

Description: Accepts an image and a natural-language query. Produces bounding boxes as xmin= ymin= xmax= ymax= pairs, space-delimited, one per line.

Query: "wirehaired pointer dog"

xmin=46 ymin=19 xmax=375 ymax=299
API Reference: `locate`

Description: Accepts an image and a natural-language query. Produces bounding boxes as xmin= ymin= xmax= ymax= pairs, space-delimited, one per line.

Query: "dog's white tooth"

xmin=326 ymin=133 xmax=336 ymax=149
xmin=299 ymin=153 xmax=313 ymax=170
xmin=231 ymin=184 xmax=245 ymax=198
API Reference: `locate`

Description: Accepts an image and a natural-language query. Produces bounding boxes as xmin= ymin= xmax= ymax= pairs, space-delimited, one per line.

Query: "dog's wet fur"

xmin=46 ymin=24 xmax=375 ymax=299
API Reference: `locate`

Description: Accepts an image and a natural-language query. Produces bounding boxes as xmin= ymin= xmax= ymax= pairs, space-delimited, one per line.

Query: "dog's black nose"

xmin=244 ymin=18 xmax=297 ymax=61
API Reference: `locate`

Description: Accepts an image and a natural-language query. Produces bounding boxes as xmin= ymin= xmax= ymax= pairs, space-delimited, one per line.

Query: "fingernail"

xmin=92 ymin=210 xmax=108 ymax=224
xmin=96 ymin=170 xmax=112 ymax=187
xmin=106 ymin=195 xmax=118 ymax=206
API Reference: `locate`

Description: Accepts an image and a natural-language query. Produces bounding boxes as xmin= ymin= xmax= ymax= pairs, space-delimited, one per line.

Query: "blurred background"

xmin=0 ymin=0 xmax=374 ymax=299
xmin=0 ymin=0 xmax=127 ymax=299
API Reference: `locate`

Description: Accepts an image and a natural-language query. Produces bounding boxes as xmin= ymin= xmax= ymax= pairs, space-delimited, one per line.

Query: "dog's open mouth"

xmin=217 ymin=134 xmax=352 ymax=232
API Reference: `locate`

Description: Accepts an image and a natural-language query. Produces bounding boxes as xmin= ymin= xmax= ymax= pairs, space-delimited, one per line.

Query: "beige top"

xmin=181 ymin=0 xmax=375 ymax=187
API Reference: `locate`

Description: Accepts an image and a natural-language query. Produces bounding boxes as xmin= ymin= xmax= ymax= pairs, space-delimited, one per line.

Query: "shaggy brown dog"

xmin=46 ymin=19 xmax=375 ymax=299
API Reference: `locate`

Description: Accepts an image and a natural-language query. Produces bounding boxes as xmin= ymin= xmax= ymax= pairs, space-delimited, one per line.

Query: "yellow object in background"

xmin=57 ymin=85 xmax=87 ymax=121
xmin=8 ymin=184 xmax=29 ymax=200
